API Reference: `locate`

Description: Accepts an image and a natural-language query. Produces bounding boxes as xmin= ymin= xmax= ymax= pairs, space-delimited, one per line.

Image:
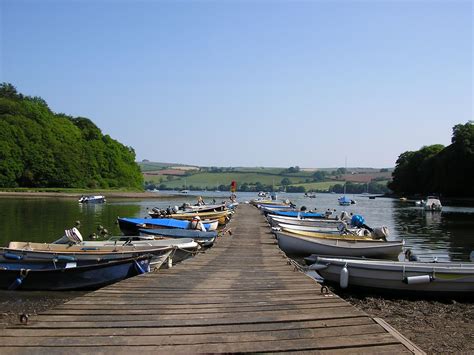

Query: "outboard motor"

xmin=52 ymin=227 xmax=84 ymax=244
xmin=350 ymin=215 xmax=365 ymax=228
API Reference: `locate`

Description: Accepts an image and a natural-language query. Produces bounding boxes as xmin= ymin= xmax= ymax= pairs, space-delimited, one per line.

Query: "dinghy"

xmin=138 ymin=228 xmax=217 ymax=247
xmin=78 ymin=195 xmax=106 ymax=203
xmin=118 ymin=217 xmax=218 ymax=235
xmin=307 ymin=256 xmax=474 ymax=295
xmin=0 ymin=254 xmax=152 ymax=291
xmin=274 ymin=230 xmax=403 ymax=258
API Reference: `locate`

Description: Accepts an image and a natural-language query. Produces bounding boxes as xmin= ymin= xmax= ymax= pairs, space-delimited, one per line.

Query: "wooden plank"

xmin=374 ymin=317 xmax=426 ymax=355
xmin=0 ymin=334 xmax=404 ymax=353
xmin=2 ymin=317 xmax=374 ymax=337
xmin=23 ymin=312 xmax=367 ymax=329
xmin=35 ymin=303 xmax=351 ymax=319
xmin=0 ymin=324 xmax=387 ymax=347
xmin=29 ymin=306 xmax=364 ymax=324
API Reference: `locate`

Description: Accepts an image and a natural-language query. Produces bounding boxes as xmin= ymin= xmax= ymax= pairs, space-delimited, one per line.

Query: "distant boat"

xmin=180 ymin=190 xmax=189 ymax=194
xmin=338 ymin=196 xmax=351 ymax=206
xmin=423 ymin=196 xmax=442 ymax=211
xmin=78 ymin=195 xmax=106 ymax=203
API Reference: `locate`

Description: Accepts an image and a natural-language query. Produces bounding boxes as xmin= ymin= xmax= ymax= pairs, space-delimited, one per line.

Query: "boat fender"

xmin=340 ymin=264 xmax=349 ymax=289
xmin=3 ymin=252 xmax=23 ymax=260
xmin=403 ymin=275 xmax=433 ymax=285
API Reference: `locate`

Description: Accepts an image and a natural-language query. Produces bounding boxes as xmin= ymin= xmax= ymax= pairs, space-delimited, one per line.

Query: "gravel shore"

xmin=339 ymin=291 xmax=474 ymax=354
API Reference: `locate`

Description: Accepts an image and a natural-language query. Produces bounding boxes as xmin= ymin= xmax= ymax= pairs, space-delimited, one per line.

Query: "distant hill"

xmin=140 ymin=161 xmax=393 ymax=193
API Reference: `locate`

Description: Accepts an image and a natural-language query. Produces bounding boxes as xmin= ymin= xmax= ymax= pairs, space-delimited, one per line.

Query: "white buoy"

xmin=167 ymin=256 xmax=173 ymax=269
xmin=403 ymin=275 xmax=433 ymax=284
xmin=340 ymin=264 xmax=349 ymax=289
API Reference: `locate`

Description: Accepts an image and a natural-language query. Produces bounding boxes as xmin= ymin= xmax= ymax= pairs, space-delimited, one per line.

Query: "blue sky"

xmin=1 ymin=0 xmax=472 ymax=168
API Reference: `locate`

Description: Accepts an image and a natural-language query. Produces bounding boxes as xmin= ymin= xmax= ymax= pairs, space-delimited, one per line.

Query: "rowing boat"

xmin=307 ymin=256 xmax=474 ymax=295
xmin=274 ymin=230 xmax=403 ymax=258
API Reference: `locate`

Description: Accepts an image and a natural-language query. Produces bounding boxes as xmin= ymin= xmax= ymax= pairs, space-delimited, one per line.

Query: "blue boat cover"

xmin=119 ymin=217 xmax=213 ymax=230
xmin=338 ymin=196 xmax=352 ymax=204
xmin=269 ymin=210 xmax=324 ymax=218
xmin=138 ymin=228 xmax=217 ymax=240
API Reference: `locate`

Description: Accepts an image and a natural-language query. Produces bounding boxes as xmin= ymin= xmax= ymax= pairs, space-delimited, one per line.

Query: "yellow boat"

xmin=168 ymin=210 xmax=233 ymax=226
xmin=250 ymin=199 xmax=289 ymax=206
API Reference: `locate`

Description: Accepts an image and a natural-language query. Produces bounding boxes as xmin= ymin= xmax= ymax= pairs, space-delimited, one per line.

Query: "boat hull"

xmin=275 ymin=231 xmax=402 ymax=258
xmin=0 ymin=256 xmax=151 ymax=291
xmin=311 ymin=256 xmax=474 ymax=295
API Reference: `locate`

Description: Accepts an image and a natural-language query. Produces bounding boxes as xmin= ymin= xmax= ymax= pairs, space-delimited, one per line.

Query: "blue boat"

xmin=267 ymin=210 xmax=325 ymax=218
xmin=0 ymin=255 xmax=151 ymax=291
xmin=338 ymin=196 xmax=356 ymax=206
xmin=138 ymin=228 xmax=217 ymax=247
xmin=338 ymin=196 xmax=352 ymax=206
xmin=118 ymin=217 xmax=214 ymax=236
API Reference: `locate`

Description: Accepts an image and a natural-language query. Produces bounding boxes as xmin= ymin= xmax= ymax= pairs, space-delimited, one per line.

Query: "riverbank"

xmin=0 ymin=191 xmax=184 ymax=199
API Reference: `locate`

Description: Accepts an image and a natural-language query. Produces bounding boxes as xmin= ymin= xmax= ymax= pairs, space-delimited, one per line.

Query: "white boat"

xmin=424 ymin=196 xmax=442 ymax=211
xmin=308 ymin=256 xmax=474 ymax=295
xmin=78 ymin=195 xmax=106 ymax=203
xmin=266 ymin=213 xmax=346 ymax=228
xmin=274 ymin=230 xmax=403 ymax=258
xmin=278 ymin=223 xmax=360 ymax=234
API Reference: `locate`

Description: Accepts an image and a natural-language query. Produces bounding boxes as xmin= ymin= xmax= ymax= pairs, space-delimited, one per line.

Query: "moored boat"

xmin=307 ymin=256 xmax=474 ymax=295
xmin=118 ymin=217 xmax=218 ymax=235
xmin=0 ymin=255 xmax=152 ymax=291
xmin=138 ymin=228 xmax=217 ymax=247
xmin=78 ymin=195 xmax=106 ymax=203
xmin=274 ymin=230 xmax=403 ymax=258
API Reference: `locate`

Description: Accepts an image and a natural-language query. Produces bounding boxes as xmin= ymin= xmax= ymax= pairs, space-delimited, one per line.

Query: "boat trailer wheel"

xmin=19 ymin=313 xmax=29 ymax=324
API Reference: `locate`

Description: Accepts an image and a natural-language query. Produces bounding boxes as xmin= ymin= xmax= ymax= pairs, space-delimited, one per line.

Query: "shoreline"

xmin=0 ymin=191 xmax=185 ymax=199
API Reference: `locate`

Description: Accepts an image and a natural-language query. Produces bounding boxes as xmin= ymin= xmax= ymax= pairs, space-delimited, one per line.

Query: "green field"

xmin=143 ymin=171 xmax=343 ymax=190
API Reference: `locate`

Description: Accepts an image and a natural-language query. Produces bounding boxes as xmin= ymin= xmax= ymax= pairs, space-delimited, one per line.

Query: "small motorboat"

xmin=0 ymin=254 xmax=152 ymax=291
xmin=274 ymin=230 xmax=403 ymax=258
xmin=138 ymin=228 xmax=217 ymax=247
xmin=307 ymin=255 xmax=474 ymax=296
xmin=424 ymin=196 xmax=442 ymax=211
xmin=78 ymin=195 xmax=106 ymax=203
xmin=118 ymin=217 xmax=218 ymax=235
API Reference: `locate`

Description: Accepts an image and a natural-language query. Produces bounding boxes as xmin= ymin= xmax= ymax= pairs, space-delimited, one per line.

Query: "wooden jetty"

xmin=0 ymin=204 xmax=424 ymax=354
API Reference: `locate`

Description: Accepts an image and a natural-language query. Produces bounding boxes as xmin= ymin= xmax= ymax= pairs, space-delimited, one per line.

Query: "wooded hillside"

xmin=389 ymin=121 xmax=474 ymax=197
xmin=0 ymin=83 xmax=143 ymax=189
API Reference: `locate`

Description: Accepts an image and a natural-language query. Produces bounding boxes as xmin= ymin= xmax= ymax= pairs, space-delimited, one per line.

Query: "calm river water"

xmin=0 ymin=191 xmax=473 ymax=262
